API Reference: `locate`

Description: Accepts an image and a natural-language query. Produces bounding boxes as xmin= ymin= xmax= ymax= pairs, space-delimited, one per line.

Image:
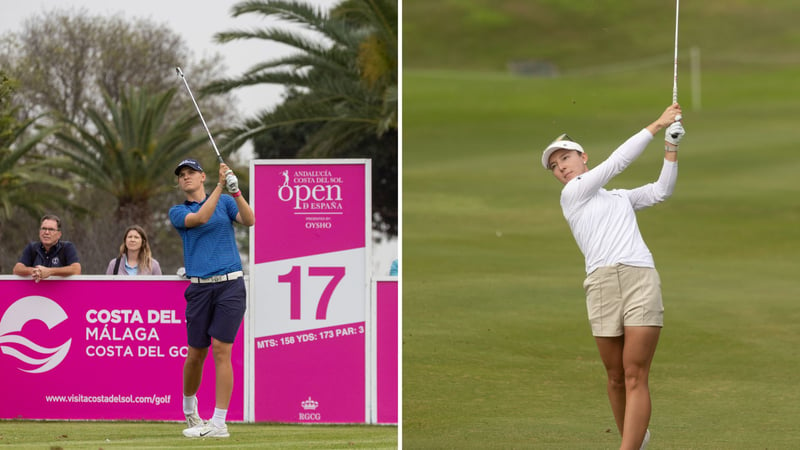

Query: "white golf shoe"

xmin=183 ymin=421 xmax=229 ymax=438
xmin=640 ymin=429 xmax=651 ymax=450
xmin=185 ymin=410 xmax=203 ymax=428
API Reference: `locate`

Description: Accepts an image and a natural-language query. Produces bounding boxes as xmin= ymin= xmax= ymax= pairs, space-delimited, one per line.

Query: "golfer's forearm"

xmin=199 ymin=185 xmax=223 ymax=219
xmin=186 ymin=185 xmax=223 ymax=226
xmin=645 ymin=121 xmax=666 ymax=136
xmin=236 ymin=198 xmax=255 ymax=227
xmin=605 ymin=128 xmax=653 ymax=171
xmin=654 ymin=160 xmax=678 ymax=200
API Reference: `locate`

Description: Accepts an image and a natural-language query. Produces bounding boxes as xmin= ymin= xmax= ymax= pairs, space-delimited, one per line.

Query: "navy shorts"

xmin=184 ymin=277 xmax=246 ymax=348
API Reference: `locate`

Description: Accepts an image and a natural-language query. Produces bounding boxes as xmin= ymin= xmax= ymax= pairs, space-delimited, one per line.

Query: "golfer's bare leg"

xmin=212 ymin=338 xmax=234 ymax=409
xmin=183 ymin=346 xmax=208 ymax=396
xmin=620 ymin=326 xmax=660 ymax=450
xmin=595 ymin=336 xmax=626 ymax=435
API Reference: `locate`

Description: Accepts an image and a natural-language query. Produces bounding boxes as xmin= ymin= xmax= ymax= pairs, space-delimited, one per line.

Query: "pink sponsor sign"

xmin=253 ymin=162 xmax=367 ymax=264
xmin=0 ymin=277 xmax=243 ymax=421
xmin=250 ymin=160 xmax=370 ymax=423
xmin=253 ymin=322 xmax=366 ymax=422
xmin=375 ymin=280 xmax=398 ymax=424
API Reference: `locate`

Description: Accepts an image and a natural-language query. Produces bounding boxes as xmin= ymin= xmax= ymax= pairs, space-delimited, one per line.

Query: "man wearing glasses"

xmin=13 ymin=214 xmax=81 ymax=282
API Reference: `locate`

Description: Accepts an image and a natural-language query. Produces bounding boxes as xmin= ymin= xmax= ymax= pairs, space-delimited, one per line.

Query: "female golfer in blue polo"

xmin=169 ymin=158 xmax=254 ymax=438
xmin=542 ymin=104 xmax=684 ymax=450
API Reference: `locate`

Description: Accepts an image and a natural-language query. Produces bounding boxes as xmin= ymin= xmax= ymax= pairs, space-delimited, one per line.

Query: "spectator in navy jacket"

xmin=13 ymin=214 xmax=81 ymax=282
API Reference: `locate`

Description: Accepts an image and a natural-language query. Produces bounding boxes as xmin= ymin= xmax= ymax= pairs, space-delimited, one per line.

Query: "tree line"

xmin=0 ymin=0 xmax=397 ymax=275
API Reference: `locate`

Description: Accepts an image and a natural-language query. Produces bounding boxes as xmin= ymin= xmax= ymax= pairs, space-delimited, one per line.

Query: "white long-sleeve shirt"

xmin=560 ymin=128 xmax=678 ymax=275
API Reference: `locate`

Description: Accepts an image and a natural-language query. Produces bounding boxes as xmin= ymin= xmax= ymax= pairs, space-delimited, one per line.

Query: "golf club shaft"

xmin=672 ymin=0 xmax=680 ymax=104
xmin=176 ymin=67 xmax=224 ymax=164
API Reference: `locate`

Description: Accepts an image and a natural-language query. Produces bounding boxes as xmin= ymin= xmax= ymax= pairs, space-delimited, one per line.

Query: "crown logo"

xmin=301 ymin=396 xmax=319 ymax=410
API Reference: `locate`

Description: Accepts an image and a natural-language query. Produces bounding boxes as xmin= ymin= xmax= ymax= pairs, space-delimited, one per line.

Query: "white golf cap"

xmin=541 ymin=133 xmax=584 ymax=169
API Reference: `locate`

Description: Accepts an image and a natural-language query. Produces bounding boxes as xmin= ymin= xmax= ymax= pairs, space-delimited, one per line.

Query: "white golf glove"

xmin=665 ymin=121 xmax=685 ymax=146
xmin=225 ymin=173 xmax=240 ymax=194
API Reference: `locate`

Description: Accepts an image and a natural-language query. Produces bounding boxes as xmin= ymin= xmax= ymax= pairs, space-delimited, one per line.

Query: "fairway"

xmin=402 ymin=63 xmax=800 ymax=449
xmin=0 ymin=420 xmax=397 ymax=448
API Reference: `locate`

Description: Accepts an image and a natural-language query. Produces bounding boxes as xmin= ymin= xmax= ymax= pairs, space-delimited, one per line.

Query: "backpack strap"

xmin=113 ymin=256 xmax=122 ymax=275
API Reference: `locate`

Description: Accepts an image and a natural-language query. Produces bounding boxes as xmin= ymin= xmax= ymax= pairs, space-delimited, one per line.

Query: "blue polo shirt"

xmin=18 ymin=241 xmax=80 ymax=267
xmin=169 ymin=194 xmax=242 ymax=279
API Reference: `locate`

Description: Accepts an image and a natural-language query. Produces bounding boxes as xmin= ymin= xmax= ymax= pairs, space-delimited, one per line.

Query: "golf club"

xmin=175 ymin=66 xmax=224 ymax=164
xmin=672 ymin=0 xmax=680 ymax=105
xmin=672 ymin=0 xmax=682 ymax=126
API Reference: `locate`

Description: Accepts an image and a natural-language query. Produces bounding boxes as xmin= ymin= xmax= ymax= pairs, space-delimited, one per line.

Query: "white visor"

xmin=541 ymin=133 xmax=584 ymax=169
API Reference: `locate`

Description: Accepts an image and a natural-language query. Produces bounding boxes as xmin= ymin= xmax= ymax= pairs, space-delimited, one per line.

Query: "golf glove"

xmin=665 ymin=121 xmax=685 ymax=146
xmin=225 ymin=173 xmax=240 ymax=194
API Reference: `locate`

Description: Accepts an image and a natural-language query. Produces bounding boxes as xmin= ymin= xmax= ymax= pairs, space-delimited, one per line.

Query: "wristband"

xmin=232 ymin=190 xmax=242 ymax=198
xmin=665 ymin=145 xmax=678 ymax=152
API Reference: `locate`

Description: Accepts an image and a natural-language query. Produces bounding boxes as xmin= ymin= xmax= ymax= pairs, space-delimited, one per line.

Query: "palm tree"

xmin=0 ymin=117 xmax=69 ymax=219
xmin=0 ymin=71 xmax=75 ymax=219
xmin=1 ymin=72 xmax=80 ymax=271
xmin=204 ymin=0 xmax=397 ymax=156
xmin=204 ymin=0 xmax=398 ymax=236
xmin=54 ymin=87 xmax=210 ymax=230
xmin=1 ymin=72 xmax=69 ymax=218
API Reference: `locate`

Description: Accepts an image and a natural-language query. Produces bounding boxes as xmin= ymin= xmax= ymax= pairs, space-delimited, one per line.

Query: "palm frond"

xmin=228 ymin=0 xmax=329 ymax=26
xmin=208 ymin=0 xmax=397 ymax=236
xmin=53 ymin=86 xmax=212 ymax=225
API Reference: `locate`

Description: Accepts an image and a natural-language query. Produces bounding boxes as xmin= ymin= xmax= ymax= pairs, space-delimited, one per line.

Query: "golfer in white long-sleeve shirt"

xmin=542 ymin=103 xmax=685 ymax=450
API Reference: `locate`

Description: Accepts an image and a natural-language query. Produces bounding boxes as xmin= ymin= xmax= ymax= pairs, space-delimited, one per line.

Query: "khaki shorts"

xmin=583 ymin=264 xmax=664 ymax=337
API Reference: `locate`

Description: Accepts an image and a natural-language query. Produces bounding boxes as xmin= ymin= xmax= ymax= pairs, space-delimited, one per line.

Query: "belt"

xmin=190 ymin=271 xmax=244 ymax=284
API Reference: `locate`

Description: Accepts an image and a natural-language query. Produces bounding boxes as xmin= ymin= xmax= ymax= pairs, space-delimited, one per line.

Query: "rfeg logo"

xmin=277 ymin=168 xmax=343 ymax=211
xmin=0 ymin=296 xmax=72 ymax=373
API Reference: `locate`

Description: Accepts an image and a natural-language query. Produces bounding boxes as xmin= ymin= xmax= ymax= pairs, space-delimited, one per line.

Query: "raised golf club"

xmin=671 ymin=0 xmax=682 ymax=129
xmin=175 ymin=66 xmax=224 ymax=164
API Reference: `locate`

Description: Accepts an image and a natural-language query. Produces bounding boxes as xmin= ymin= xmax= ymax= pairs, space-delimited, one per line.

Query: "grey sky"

xmin=0 ymin=0 xmax=338 ymax=118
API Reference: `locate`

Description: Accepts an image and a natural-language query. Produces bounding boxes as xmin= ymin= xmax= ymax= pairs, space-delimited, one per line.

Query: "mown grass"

xmin=402 ymin=62 xmax=800 ymax=448
xmin=0 ymin=420 xmax=397 ymax=448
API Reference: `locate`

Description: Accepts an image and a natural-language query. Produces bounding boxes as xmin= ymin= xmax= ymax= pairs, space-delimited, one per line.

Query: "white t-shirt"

xmin=560 ymin=129 xmax=678 ymax=275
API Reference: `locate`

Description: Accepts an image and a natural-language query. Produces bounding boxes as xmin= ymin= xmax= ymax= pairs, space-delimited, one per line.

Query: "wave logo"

xmin=0 ymin=296 xmax=72 ymax=373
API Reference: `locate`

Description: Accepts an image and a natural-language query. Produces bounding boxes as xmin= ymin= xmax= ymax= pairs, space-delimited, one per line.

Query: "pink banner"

xmin=376 ymin=280 xmax=398 ymax=424
xmin=0 ymin=278 xmax=243 ymax=421
xmin=251 ymin=160 xmax=370 ymax=423
xmin=253 ymin=163 xmax=367 ymax=263
xmin=253 ymin=322 xmax=365 ymax=423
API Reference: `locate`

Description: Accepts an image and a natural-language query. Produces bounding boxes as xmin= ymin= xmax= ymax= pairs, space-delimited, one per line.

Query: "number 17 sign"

xmin=248 ymin=160 xmax=371 ymax=423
